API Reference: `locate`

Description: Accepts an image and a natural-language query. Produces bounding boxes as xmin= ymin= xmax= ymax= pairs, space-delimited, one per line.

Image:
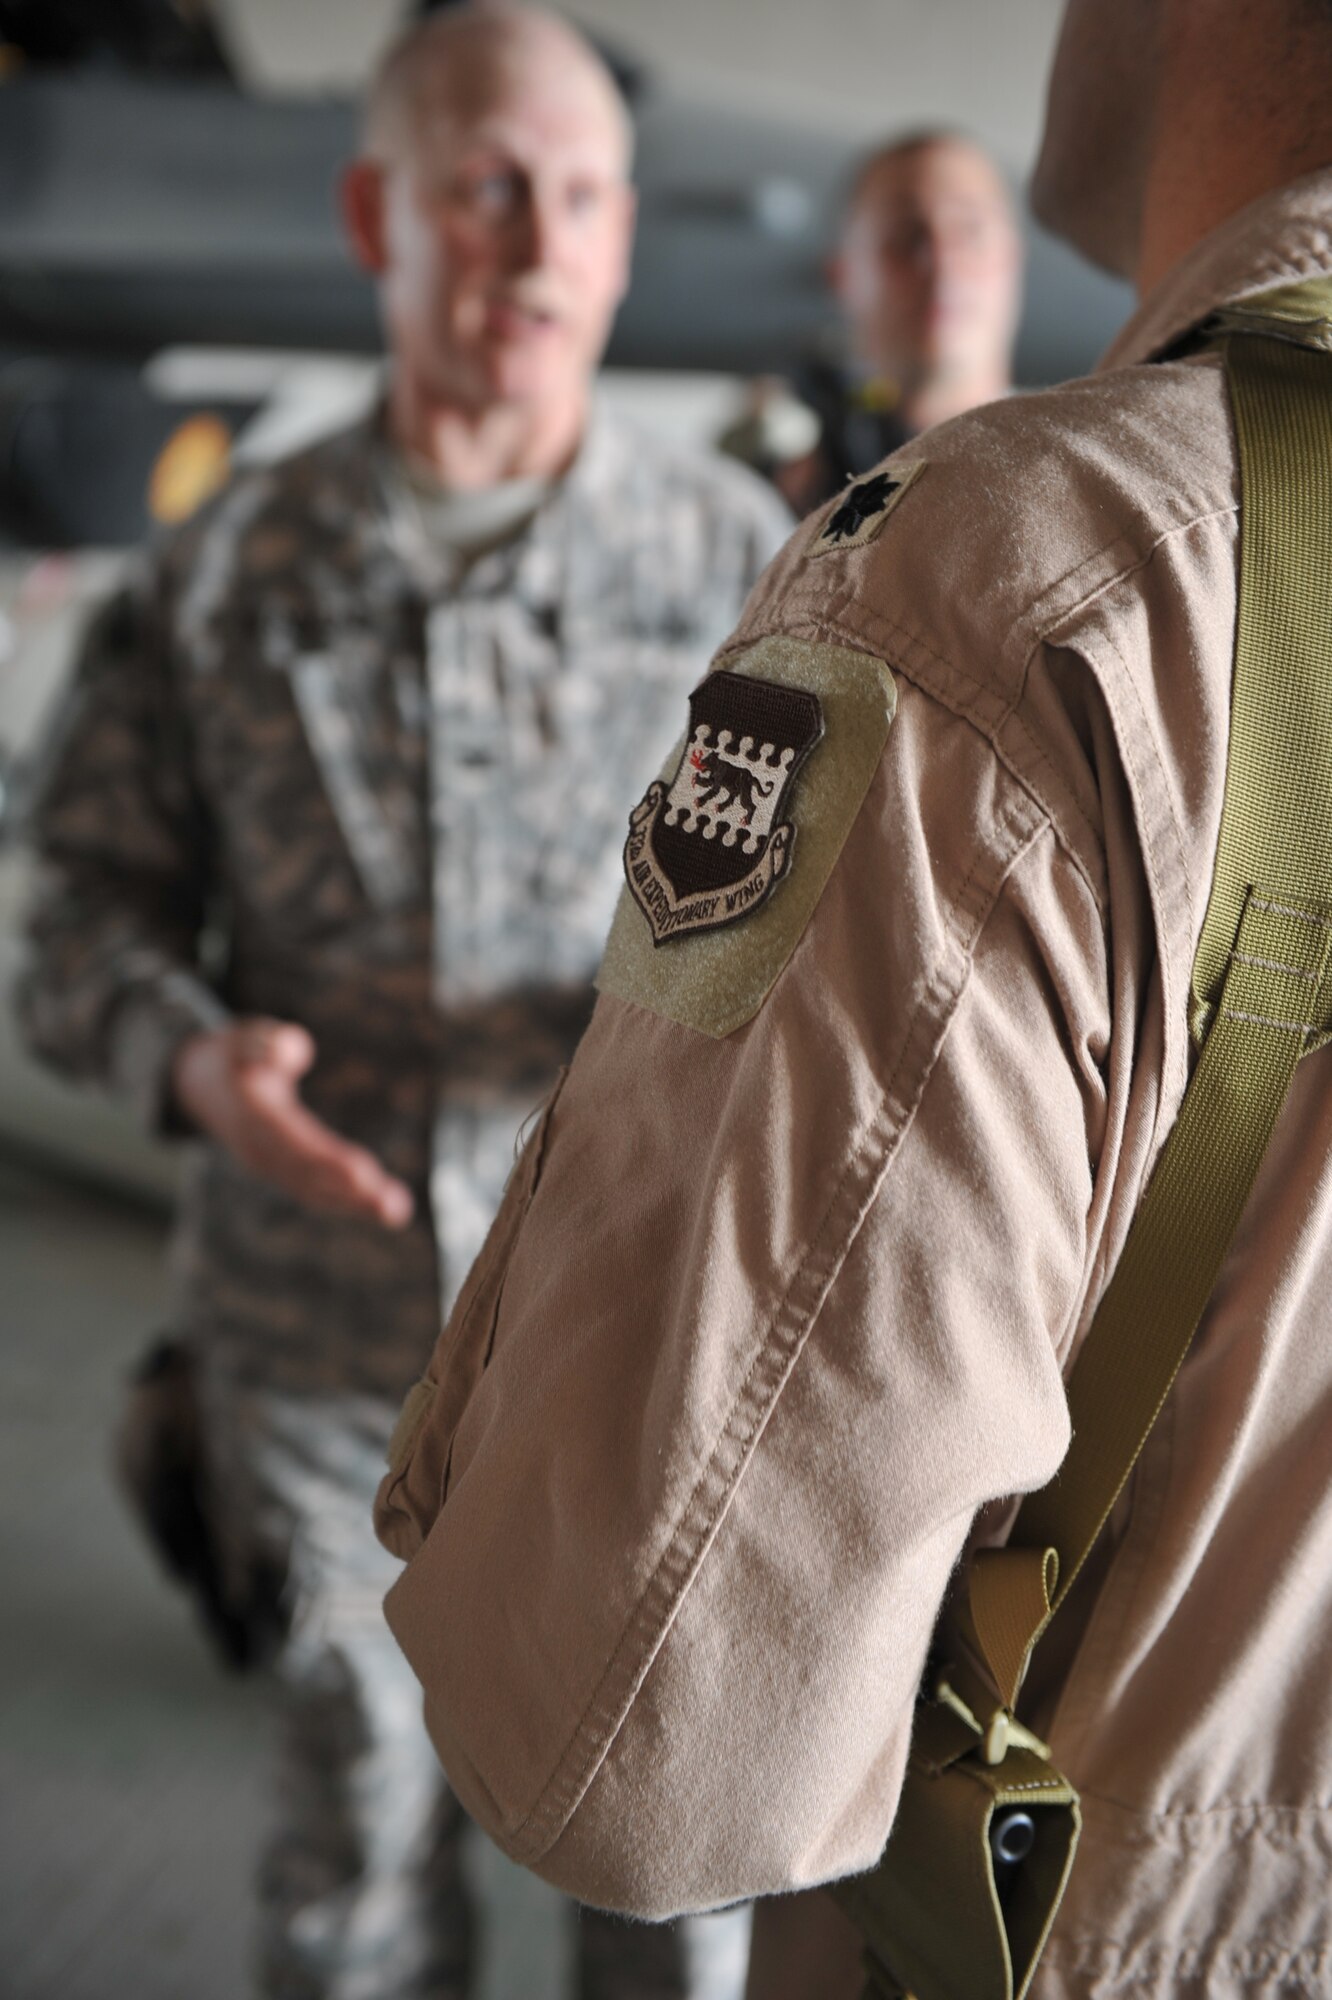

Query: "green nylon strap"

xmin=1193 ymin=331 xmax=1332 ymax=1044
xmin=970 ymin=316 xmax=1332 ymax=1715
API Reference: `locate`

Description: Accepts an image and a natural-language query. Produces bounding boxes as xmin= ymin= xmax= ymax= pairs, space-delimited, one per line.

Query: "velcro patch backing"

xmin=596 ymin=636 xmax=896 ymax=1038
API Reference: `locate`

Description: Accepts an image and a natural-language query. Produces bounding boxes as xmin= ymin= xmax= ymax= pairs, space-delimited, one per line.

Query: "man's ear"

xmin=340 ymin=159 xmax=389 ymax=274
xmin=826 ymin=251 xmax=848 ymax=305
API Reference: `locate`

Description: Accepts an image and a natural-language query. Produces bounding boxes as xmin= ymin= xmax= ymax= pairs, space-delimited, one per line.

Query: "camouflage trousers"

xmin=205 ymin=1380 xmax=750 ymax=2000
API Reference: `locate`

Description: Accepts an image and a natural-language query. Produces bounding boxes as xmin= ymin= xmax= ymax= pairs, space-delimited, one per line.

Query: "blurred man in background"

xmin=725 ymin=130 xmax=1022 ymax=511
xmin=17 ymin=8 xmax=788 ymax=1999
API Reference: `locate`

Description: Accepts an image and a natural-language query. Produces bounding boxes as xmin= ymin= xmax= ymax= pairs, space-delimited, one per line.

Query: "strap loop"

xmin=968 ymin=1546 xmax=1059 ymax=1715
xmin=969 ymin=323 xmax=1332 ymax=1725
xmin=1192 ymin=332 xmax=1332 ymax=1043
xmin=988 ymin=888 xmax=1332 ymax=1693
xmin=843 ymin=286 xmax=1332 ymax=2000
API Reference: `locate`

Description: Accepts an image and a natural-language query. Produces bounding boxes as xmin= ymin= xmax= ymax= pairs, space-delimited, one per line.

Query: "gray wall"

xmin=205 ymin=0 xmax=1134 ymax=380
xmin=219 ymin=0 xmax=1064 ymax=172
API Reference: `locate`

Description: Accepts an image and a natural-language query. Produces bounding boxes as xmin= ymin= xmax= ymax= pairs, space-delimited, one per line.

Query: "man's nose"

xmin=913 ymin=229 xmax=944 ymax=278
xmin=513 ymin=187 xmax=560 ymax=271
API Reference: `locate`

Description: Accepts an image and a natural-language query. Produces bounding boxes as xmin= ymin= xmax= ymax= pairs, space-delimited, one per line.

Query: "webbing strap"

xmin=970 ymin=320 xmax=1332 ymax=1714
xmin=1193 ymin=333 xmax=1332 ymax=1042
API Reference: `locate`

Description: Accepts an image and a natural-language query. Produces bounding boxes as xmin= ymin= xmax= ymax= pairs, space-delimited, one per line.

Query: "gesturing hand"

xmin=171 ymin=1018 xmax=414 ymax=1229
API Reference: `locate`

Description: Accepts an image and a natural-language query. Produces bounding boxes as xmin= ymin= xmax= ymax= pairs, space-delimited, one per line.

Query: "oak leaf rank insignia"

xmin=624 ymin=670 xmax=824 ymax=946
xmin=810 ymin=456 xmax=925 ymax=556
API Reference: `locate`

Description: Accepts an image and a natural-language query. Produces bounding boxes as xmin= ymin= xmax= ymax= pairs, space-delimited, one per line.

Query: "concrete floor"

xmin=0 ymin=1151 xmax=750 ymax=2000
xmin=0 ymin=1151 xmax=269 ymax=2000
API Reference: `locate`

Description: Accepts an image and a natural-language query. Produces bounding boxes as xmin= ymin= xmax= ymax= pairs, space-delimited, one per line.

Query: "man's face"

xmin=835 ymin=142 xmax=1021 ymax=387
xmin=372 ymin=60 xmax=634 ymax=416
xmin=1030 ymin=0 xmax=1162 ymax=277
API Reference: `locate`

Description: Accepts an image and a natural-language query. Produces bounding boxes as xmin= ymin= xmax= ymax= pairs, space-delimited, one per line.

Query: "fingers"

xmin=239 ymin=1062 xmax=414 ymax=1228
xmin=315 ymin=1149 xmax=414 ymax=1229
xmin=370 ymin=1174 xmax=415 ymax=1229
xmin=204 ymin=1016 xmax=414 ymax=1228
xmin=272 ymin=1146 xmax=414 ymax=1228
xmin=258 ymin=1132 xmax=415 ymax=1228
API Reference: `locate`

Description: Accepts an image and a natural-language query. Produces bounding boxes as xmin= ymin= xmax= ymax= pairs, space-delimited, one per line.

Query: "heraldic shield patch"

xmin=599 ymin=637 xmax=897 ymax=1037
xmin=624 ymin=671 xmax=824 ymax=945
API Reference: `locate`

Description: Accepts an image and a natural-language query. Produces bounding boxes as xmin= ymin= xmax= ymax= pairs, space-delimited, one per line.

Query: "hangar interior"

xmin=0 ymin=5 xmax=1133 ymax=1998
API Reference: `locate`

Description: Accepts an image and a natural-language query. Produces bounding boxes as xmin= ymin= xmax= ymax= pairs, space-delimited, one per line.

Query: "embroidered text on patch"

xmin=810 ymin=457 xmax=925 ymax=556
xmin=624 ymin=671 xmax=824 ymax=946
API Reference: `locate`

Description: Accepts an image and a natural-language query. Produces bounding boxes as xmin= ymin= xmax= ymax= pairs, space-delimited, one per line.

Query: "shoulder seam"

xmin=507 ymin=736 xmax=1051 ymax=1867
xmin=734 ymin=503 xmax=1237 ymax=925
xmin=726 ymin=610 xmax=1105 ymax=920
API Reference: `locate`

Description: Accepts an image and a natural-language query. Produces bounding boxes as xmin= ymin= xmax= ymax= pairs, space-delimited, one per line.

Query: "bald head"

xmin=342 ymin=5 xmax=637 ymax=451
xmin=833 ymin=131 xmax=1022 ymax=411
xmin=364 ymin=6 xmax=632 ymax=175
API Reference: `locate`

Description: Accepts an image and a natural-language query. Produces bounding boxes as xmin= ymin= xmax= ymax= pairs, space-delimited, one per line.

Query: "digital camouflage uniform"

xmin=19 ymin=403 xmax=790 ymax=2000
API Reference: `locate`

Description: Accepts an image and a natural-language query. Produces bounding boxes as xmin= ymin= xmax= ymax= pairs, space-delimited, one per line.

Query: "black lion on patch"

xmin=689 ymin=741 xmax=778 ymax=824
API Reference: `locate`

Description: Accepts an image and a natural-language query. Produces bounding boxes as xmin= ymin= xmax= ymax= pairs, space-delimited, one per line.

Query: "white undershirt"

xmin=398 ymin=454 xmax=554 ymax=564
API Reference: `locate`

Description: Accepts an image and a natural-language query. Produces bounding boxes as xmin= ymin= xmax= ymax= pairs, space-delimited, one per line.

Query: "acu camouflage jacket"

xmin=20 ymin=406 xmax=790 ymax=1394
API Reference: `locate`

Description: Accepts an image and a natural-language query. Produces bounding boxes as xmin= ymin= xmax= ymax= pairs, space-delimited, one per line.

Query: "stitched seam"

xmin=510 ymin=1097 xmax=898 ymax=1849
xmin=512 ymin=1054 xmax=920 ymax=1847
xmin=1251 ymin=893 xmax=1332 ymax=927
xmin=1075 ymin=1780 xmax=1332 ymax=1822
xmin=1084 ymin=613 xmax=1196 ymax=976
xmin=1083 ymin=617 xmax=1193 ymax=1136
xmin=1016 ymin=503 xmax=1238 ymax=698
xmin=509 ymin=810 xmax=1046 ymax=1858
xmin=1222 ymin=1008 xmax=1316 ymax=1032
xmin=943 ymin=780 xmax=1046 ymax=949
xmin=734 ymin=505 xmax=1237 ymax=930
xmin=728 ymin=610 xmax=1109 ymax=921
xmin=1233 ymin=950 xmax=1319 ymax=979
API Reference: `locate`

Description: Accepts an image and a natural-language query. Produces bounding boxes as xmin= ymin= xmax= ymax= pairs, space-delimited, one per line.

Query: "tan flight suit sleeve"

xmin=18 ymin=557 xmax=229 ymax=1131
xmin=375 ymin=663 xmax=1109 ymax=1919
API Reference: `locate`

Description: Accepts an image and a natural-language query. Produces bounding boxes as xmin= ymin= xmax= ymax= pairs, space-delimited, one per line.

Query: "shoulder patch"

xmin=623 ymin=669 xmax=824 ymax=946
xmin=809 ymin=459 xmax=926 ymax=557
xmin=597 ymin=636 xmax=896 ymax=1038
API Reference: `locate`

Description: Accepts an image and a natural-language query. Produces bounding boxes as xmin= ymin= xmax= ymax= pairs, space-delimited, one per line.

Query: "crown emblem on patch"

xmin=624 ymin=670 xmax=823 ymax=945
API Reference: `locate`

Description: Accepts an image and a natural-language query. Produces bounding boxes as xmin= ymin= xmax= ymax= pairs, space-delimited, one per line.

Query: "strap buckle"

xmin=932 ymin=1665 xmax=1052 ymax=1769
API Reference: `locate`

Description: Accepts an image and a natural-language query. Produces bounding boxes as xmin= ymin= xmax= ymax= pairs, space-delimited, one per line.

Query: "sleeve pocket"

xmin=374 ymin=1070 xmax=568 ymax=1560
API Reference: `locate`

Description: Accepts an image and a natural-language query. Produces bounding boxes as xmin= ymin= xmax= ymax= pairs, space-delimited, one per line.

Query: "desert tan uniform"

xmin=374 ymin=169 xmax=1332 ymax=2000
xmin=20 ymin=403 xmax=790 ymax=2000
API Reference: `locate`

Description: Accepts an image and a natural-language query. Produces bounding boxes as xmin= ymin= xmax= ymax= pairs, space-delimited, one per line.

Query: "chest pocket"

xmin=194 ymin=616 xmax=428 ymax=937
xmin=290 ymin=643 xmax=426 ymax=912
xmin=375 ymin=1066 xmax=568 ymax=1560
xmin=532 ymin=633 xmax=704 ymax=936
xmin=424 ymin=596 xmax=703 ymax=999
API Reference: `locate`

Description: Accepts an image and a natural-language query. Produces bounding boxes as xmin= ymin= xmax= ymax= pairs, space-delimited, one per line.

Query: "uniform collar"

xmin=364 ymin=393 xmax=627 ymax=602
xmin=499 ymin=396 xmax=628 ymax=611
xmin=1100 ymin=164 xmax=1332 ymax=371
